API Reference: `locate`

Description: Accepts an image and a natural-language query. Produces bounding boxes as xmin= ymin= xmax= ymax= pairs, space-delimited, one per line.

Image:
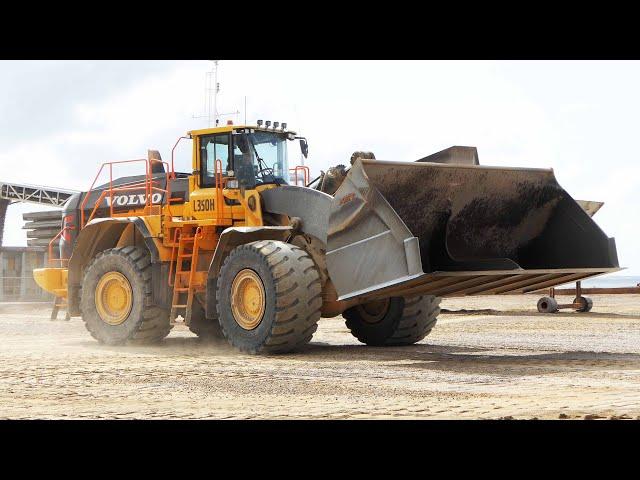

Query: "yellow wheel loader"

xmin=33 ymin=123 xmax=620 ymax=353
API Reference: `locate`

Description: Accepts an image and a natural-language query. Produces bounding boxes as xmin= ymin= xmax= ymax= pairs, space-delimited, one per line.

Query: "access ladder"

xmin=169 ymin=227 xmax=206 ymax=324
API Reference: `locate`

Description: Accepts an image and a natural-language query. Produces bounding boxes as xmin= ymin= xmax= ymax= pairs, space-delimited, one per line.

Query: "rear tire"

xmin=80 ymin=246 xmax=172 ymax=345
xmin=344 ymin=295 xmax=440 ymax=346
xmin=216 ymin=240 xmax=322 ymax=354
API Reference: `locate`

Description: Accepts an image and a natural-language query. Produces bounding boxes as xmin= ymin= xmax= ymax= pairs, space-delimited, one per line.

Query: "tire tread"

xmin=217 ymin=241 xmax=322 ymax=354
xmin=81 ymin=247 xmax=172 ymax=345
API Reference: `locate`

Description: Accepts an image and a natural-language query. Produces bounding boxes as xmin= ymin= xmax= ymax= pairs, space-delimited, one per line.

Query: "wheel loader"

xmin=33 ymin=122 xmax=620 ymax=353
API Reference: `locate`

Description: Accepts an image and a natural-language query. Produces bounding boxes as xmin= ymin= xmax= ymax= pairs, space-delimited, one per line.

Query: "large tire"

xmin=216 ymin=240 xmax=322 ymax=354
xmin=80 ymin=246 xmax=172 ymax=345
xmin=344 ymin=295 xmax=440 ymax=346
xmin=188 ymin=294 xmax=224 ymax=340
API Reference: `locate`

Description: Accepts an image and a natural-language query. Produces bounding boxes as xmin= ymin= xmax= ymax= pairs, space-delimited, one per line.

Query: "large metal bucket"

xmin=326 ymin=159 xmax=619 ymax=301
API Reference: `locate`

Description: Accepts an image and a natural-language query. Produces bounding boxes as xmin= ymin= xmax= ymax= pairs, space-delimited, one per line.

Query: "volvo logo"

xmin=104 ymin=193 xmax=163 ymax=207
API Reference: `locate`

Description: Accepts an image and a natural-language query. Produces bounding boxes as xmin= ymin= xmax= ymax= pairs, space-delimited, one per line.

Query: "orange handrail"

xmin=80 ymin=158 xmax=173 ymax=228
xmin=149 ymin=159 xmax=174 ymax=217
xmin=188 ymin=227 xmax=204 ymax=293
xmin=289 ymin=165 xmax=310 ymax=186
xmin=47 ymin=225 xmax=75 ymax=267
xmin=168 ymin=228 xmax=181 ymax=287
xmin=170 ymin=136 xmax=189 ymax=179
xmin=215 ymin=159 xmax=224 ymax=224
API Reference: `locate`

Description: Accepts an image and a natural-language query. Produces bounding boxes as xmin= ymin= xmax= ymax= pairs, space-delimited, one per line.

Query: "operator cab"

xmin=189 ymin=123 xmax=308 ymax=189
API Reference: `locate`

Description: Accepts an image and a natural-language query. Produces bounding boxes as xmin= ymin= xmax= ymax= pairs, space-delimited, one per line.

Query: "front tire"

xmin=344 ymin=295 xmax=440 ymax=346
xmin=80 ymin=246 xmax=171 ymax=345
xmin=216 ymin=240 xmax=322 ymax=354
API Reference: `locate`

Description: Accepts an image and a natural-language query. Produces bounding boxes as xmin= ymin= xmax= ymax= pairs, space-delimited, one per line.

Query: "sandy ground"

xmin=1 ymin=294 xmax=639 ymax=420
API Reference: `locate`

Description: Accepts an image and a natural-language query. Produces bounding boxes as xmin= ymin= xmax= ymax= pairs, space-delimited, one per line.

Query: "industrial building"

xmin=0 ymin=181 xmax=75 ymax=302
xmin=0 ymin=246 xmax=52 ymax=301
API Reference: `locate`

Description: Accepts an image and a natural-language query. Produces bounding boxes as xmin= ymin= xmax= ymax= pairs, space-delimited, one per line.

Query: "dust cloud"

xmin=1 ymin=295 xmax=639 ymax=419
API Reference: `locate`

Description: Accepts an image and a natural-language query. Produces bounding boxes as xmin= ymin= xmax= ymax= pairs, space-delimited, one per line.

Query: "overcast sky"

xmin=1 ymin=60 xmax=638 ymax=275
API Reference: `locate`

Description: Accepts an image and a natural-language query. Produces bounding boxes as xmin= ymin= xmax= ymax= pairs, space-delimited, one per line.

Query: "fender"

xmin=261 ymin=185 xmax=332 ymax=243
xmin=205 ymin=226 xmax=292 ymax=319
xmin=67 ymin=217 xmax=162 ymax=315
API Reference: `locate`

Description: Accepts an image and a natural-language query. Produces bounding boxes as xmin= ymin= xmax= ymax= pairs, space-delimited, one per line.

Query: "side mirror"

xmin=300 ymin=138 xmax=309 ymax=158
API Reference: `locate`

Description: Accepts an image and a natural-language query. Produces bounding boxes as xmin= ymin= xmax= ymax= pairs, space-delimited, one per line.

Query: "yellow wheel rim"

xmin=356 ymin=299 xmax=390 ymax=324
xmin=95 ymin=271 xmax=133 ymax=326
xmin=231 ymin=269 xmax=266 ymax=330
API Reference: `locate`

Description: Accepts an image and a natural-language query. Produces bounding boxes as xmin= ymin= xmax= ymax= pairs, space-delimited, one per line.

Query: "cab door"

xmin=191 ymin=133 xmax=231 ymax=220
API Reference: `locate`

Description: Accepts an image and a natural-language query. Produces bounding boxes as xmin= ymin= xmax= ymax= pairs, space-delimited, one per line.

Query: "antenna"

xmin=192 ymin=60 xmax=220 ymax=127
xmin=213 ymin=60 xmax=219 ymax=126
xmin=193 ymin=61 xmax=241 ymax=127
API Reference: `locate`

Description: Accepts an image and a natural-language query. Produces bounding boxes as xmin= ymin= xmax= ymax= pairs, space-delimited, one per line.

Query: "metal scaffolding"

xmin=0 ymin=181 xmax=77 ymax=207
xmin=0 ymin=181 xmax=78 ymax=248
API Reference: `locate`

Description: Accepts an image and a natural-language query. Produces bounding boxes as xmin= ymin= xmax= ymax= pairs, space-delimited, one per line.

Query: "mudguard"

xmin=66 ymin=217 xmax=161 ymax=314
xmin=261 ymin=185 xmax=332 ymax=243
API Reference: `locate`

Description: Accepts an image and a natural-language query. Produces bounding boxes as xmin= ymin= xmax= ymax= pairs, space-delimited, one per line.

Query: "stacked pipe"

xmin=22 ymin=210 xmax=63 ymax=257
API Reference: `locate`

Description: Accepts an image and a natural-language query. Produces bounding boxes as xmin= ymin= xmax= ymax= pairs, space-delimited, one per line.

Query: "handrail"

xmin=215 ymin=159 xmax=224 ymax=224
xmin=80 ymin=158 xmax=146 ymax=228
xmin=47 ymin=225 xmax=75 ymax=267
xmin=168 ymin=228 xmax=181 ymax=287
xmin=188 ymin=226 xmax=204 ymax=294
xmin=80 ymin=158 xmax=173 ymax=228
xmin=171 ymin=136 xmax=189 ymax=179
xmin=150 ymin=159 xmax=174 ymax=217
xmin=289 ymin=165 xmax=310 ymax=187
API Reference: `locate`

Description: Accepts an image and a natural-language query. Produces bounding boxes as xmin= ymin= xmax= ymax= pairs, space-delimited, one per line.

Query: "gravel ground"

xmin=1 ymin=294 xmax=639 ymax=419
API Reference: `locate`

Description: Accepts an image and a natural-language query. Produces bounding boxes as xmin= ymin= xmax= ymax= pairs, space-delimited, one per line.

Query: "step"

xmin=171 ymin=304 xmax=188 ymax=308
xmin=174 ymin=287 xmax=190 ymax=292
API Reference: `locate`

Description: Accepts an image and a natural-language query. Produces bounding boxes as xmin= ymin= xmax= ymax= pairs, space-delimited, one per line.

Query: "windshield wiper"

xmin=247 ymin=134 xmax=275 ymax=180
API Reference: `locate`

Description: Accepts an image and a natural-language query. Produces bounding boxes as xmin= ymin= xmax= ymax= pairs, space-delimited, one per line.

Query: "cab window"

xmin=200 ymin=134 xmax=230 ymax=187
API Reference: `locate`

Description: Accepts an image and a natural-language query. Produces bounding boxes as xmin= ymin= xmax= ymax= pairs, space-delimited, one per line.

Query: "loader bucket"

xmin=326 ymin=159 xmax=620 ymax=301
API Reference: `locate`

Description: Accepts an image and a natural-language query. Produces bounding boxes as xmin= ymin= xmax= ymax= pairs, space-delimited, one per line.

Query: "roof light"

xmin=227 ymin=120 xmax=233 ymax=125
xmin=257 ymin=119 xmax=263 ymax=126
xmin=265 ymin=121 xmax=271 ymax=128
xmin=273 ymin=122 xmax=279 ymax=129
xmin=282 ymin=123 xmax=287 ymax=130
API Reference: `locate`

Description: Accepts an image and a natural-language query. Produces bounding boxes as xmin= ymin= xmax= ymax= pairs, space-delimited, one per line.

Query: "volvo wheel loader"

xmin=33 ymin=123 xmax=620 ymax=354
